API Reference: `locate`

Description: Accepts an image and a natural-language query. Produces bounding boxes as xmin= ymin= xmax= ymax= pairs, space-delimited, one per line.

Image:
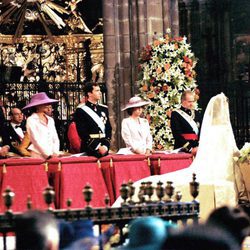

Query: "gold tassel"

xmin=97 ymin=160 xmax=101 ymax=168
xmin=158 ymin=157 xmax=161 ymax=168
xmin=110 ymin=158 xmax=113 ymax=168
xmin=2 ymin=163 xmax=7 ymax=174
xmin=44 ymin=162 xmax=48 ymax=172
xmin=58 ymin=161 xmax=62 ymax=171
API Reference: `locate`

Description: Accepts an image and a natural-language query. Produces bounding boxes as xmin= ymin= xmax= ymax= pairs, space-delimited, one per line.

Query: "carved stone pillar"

xmin=103 ymin=0 xmax=179 ymax=149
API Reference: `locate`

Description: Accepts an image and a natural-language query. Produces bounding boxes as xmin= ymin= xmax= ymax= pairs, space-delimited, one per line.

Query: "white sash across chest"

xmin=81 ymin=105 xmax=105 ymax=133
xmin=175 ymin=109 xmax=199 ymax=134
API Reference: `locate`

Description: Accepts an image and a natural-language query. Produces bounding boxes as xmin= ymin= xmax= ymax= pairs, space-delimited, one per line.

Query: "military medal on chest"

xmin=101 ymin=111 xmax=107 ymax=124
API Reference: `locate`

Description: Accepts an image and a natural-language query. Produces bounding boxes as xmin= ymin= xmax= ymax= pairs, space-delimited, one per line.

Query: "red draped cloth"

xmin=50 ymin=157 xmax=109 ymax=209
xmin=0 ymin=153 xmax=193 ymax=211
xmin=150 ymin=153 xmax=193 ymax=175
xmin=99 ymin=155 xmax=115 ymax=205
xmin=111 ymin=155 xmax=151 ymax=199
xmin=0 ymin=158 xmax=49 ymax=213
xmin=47 ymin=158 xmax=62 ymax=209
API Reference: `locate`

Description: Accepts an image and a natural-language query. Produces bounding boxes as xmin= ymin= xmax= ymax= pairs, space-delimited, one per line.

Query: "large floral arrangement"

xmin=138 ymin=30 xmax=199 ymax=149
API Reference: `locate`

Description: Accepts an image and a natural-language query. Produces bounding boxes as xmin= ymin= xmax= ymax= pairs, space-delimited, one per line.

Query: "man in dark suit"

xmin=171 ymin=90 xmax=203 ymax=155
xmin=2 ymin=107 xmax=26 ymax=155
xmin=74 ymin=82 xmax=112 ymax=158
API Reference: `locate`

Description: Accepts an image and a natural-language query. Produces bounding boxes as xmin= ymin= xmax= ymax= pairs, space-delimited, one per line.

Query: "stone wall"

xmin=103 ymin=0 xmax=179 ymax=150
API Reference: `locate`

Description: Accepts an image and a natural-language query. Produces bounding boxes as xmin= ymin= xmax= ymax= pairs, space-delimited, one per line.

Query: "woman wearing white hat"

xmin=121 ymin=96 xmax=152 ymax=155
xmin=23 ymin=92 xmax=60 ymax=159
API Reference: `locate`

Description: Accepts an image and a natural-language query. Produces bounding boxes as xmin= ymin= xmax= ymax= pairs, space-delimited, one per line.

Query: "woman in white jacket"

xmin=23 ymin=92 xmax=60 ymax=160
xmin=121 ymin=96 xmax=152 ymax=155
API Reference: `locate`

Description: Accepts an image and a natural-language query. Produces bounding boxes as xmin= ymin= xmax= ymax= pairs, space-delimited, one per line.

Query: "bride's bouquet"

xmin=237 ymin=142 xmax=250 ymax=163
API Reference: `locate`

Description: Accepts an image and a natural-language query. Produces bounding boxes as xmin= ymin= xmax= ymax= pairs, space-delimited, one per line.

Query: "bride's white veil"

xmin=193 ymin=93 xmax=239 ymax=182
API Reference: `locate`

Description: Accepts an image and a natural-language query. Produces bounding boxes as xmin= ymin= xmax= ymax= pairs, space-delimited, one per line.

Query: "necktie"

xmin=93 ymin=105 xmax=97 ymax=112
xmin=15 ymin=125 xmax=22 ymax=129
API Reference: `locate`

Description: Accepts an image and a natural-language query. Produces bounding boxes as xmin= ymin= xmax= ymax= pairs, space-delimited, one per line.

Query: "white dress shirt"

xmin=121 ymin=117 xmax=153 ymax=154
xmin=26 ymin=113 xmax=60 ymax=159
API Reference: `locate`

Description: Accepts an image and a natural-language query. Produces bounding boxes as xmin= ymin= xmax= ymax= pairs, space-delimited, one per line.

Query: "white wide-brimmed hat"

xmin=22 ymin=92 xmax=58 ymax=110
xmin=121 ymin=96 xmax=150 ymax=111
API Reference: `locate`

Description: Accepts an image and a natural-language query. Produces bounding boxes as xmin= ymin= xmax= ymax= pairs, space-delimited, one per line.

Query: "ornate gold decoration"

xmin=0 ymin=34 xmax=103 ymax=83
xmin=1 ymin=0 xmax=92 ymax=40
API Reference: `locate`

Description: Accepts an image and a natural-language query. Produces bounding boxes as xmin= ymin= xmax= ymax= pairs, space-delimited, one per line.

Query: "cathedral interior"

xmin=0 ymin=2 xmax=250 ymax=248
xmin=0 ymin=0 xmax=249 ymax=149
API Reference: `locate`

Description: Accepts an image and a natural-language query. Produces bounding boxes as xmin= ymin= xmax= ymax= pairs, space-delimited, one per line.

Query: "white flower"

xmin=166 ymin=28 xmax=171 ymax=34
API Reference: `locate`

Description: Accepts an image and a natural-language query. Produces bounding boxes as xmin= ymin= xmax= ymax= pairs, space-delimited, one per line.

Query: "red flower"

xmin=150 ymin=78 xmax=155 ymax=83
xmin=157 ymin=144 xmax=163 ymax=149
xmin=183 ymin=56 xmax=190 ymax=63
xmin=162 ymin=84 xmax=169 ymax=92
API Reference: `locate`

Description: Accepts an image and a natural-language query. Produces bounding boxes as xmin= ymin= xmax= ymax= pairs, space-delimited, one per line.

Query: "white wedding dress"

xmin=113 ymin=93 xmax=239 ymax=220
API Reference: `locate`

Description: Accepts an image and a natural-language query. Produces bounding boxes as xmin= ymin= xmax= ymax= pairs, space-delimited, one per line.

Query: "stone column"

xmin=103 ymin=0 xmax=179 ymax=150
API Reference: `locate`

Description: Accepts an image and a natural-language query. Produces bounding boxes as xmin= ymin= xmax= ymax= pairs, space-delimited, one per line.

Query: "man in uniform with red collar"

xmin=171 ymin=90 xmax=203 ymax=155
xmin=74 ymin=82 xmax=112 ymax=158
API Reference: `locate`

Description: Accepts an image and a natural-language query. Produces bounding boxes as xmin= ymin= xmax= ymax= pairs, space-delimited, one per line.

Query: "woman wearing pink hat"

xmin=23 ymin=92 xmax=60 ymax=159
xmin=121 ymin=96 xmax=152 ymax=155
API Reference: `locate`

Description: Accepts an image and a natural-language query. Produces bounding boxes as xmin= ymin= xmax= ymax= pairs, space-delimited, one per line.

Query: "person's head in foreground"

xmin=206 ymin=205 xmax=250 ymax=245
xmin=15 ymin=210 xmax=59 ymax=250
xmin=163 ymin=223 xmax=240 ymax=250
xmin=123 ymin=216 xmax=176 ymax=250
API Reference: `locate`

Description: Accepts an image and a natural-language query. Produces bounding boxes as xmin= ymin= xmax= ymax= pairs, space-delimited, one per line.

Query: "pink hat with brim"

xmin=121 ymin=96 xmax=150 ymax=111
xmin=22 ymin=92 xmax=58 ymax=110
